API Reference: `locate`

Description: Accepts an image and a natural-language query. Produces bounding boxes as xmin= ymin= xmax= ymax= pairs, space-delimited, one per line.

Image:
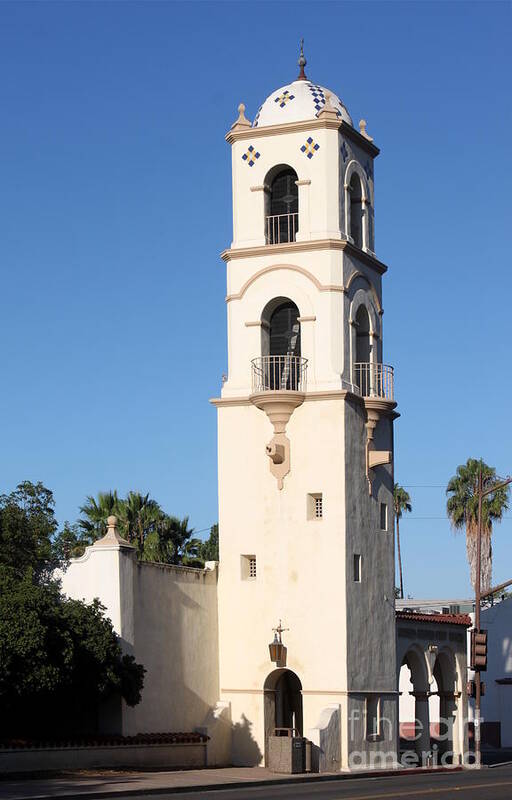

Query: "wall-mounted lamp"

xmin=269 ymin=620 xmax=289 ymax=664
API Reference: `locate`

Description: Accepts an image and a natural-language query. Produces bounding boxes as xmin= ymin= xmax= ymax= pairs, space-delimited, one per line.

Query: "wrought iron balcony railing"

xmin=251 ymin=355 xmax=308 ymax=393
xmin=353 ymin=362 xmax=394 ymax=400
xmin=265 ymin=213 xmax=298 ymax=245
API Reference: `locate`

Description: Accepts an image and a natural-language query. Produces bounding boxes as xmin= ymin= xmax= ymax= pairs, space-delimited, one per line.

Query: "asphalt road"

xmin=121 ymin=765 xmax=512 ymax=800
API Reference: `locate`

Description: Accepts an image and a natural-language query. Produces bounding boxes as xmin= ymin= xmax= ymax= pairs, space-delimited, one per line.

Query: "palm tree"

xmin=79 ymin=490 xmax=120 ymax=541
xmin=393 ymin=484 xmax=412 ymax=600
xmin=145 ymin=514 xmax=202 ymax=566
xmin=117 ymin=491 xmax=161 ymax=555
xmin=446 ymin=458 xmax=509 ymax=592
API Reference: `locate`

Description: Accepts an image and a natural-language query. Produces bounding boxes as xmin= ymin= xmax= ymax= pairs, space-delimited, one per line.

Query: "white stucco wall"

xmin=469 ymin=598 xmax=512 ymax=746
xmin=61 ymin=545 xmax=219 ymax=736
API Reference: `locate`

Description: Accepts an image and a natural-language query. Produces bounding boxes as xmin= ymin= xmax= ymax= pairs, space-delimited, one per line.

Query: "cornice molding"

xmin=221 ymin=238 xmax=388 ymax=275
xmin=225 ymin=117 xmax=341 ymax=144
xmin=225 ymin=119 xmax=380 ymax=157
xmin=210 ymin=389 xmax=367 ymax=408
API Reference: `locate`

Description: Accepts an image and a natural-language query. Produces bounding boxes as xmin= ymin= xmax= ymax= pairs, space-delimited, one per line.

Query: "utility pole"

xmin=473 ymin=468 xmax=512 ymax=768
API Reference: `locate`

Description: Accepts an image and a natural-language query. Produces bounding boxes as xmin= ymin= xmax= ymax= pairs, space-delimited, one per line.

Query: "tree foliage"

xmin=393 ymin=484 xmax=412 ymax=600
xmin=200 ymin=523 xmax=219 ymax=562
xmin=446 ymin=458 xmax=509 ymax=592
xmin=77 ymin=490 xmax=208 ymax=567
xmin=0 ymin=482 xmax=145 ymax=738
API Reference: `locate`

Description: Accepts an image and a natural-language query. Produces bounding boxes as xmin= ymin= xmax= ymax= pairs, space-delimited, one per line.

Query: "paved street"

xmin=122 ymin=766 xmax=512 ymax=800
xmin=3 ymin=765 xmax=512 ymax=800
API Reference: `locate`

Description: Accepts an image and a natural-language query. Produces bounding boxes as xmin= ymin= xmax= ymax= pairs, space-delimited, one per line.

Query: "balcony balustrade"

xmin=265 ymin=213 xmax=298 ymax=245
xmin=353 ymin=362 xmax=394 ymax=401
xmin=251 ymin=355 xmax=308 ymax=393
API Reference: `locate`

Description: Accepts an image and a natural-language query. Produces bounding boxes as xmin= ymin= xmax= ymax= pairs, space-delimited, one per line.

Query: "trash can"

xmin=268 ymin=728 xmax=306 ymax=773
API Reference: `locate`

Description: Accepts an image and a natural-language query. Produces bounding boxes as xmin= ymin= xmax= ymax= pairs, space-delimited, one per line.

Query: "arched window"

xmin=349 ymin=173 xmax=364 ymax=249
xmin=354 ymin=305 xmax=371 ymax=394
xmin=269 ymin=301 xmax=301 ymax=358
xmin=260 ymin=298 xmax=302 ymax=390
xmin=355 ymin=305 xmax=370 ymax=363
xmin=265 ymin=166 xmax=298 ymax=244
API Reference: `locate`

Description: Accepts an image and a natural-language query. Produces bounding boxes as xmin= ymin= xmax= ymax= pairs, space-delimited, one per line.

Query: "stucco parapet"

xmin=221 ymin=239 xmax=388 ymax=275
xmin=137 ymin=561 xmax=218 ymax=580
xmin=225 ymin=119 xmax=380 ymax=158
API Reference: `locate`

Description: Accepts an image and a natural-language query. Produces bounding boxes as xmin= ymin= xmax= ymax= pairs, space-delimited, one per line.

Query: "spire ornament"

xmin=297 ymin=38 xmax=308 ymax=81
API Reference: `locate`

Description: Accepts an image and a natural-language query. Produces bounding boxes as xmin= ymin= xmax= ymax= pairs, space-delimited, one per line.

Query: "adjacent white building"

xmin=397 ymin=597 xmax=512 ymax=749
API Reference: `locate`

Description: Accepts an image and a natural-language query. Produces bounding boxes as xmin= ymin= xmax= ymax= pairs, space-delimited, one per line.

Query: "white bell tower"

xmin=212 ymin=47 xmax=398 ymax=770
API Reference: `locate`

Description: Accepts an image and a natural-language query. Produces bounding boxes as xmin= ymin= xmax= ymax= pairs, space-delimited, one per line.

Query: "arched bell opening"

xmin=349 ymin=172 xmax=364 ymax=248
xmin=354 ymin=305 xmax=371 ymax=394
xmin=259 ymin=298 xmax=303 ymax=391
xmin=265 ymin=165 xmax=299 ymax=244
xmin=263 ymin=668 xmax=303 ymax=766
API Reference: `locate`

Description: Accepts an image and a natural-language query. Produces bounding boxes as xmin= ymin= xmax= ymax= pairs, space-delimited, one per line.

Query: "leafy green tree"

xmin=446 ymin=458 xmax=509 ymax=592
xmin=0 ymin=570 xmax=144 ymax=737
xmin=78 ymin=490 xmax=121 ymax=541
xmin=0 ymin=481 xmax=145 ymax=738
xmin=0 ymin=481 xmax=59 ymax=582
xmin=393 ymin=484 xmax=412 ymax=600
xmin=200 ymin=523 xmax=219 ymax=562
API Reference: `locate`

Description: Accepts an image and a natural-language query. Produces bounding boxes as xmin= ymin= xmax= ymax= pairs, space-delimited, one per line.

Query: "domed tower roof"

xmin=252 ymin=41 xmax=352 ymax=129
xmin=253 ymin=79 xmax=352 ymax=129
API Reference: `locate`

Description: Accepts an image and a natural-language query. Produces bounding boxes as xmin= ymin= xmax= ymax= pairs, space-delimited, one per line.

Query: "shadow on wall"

xmin=232 ymin=714 xmax=262 ymax=767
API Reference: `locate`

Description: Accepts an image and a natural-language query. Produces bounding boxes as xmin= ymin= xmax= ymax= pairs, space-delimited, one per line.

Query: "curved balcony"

xmin=353 ymin=362 xmax=394 ymax=401
xmin=251 ymin=355 xmax=308 ymax=393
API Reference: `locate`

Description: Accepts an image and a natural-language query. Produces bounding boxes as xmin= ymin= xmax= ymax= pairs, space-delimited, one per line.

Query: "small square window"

xmin=366 ymin=696 xmax=381 ymax=739
xmin=380 ymin=502 xmax=388 ymax=531
xmin=353 ymin=554 xmax=361 ymax=582
xmin=241 ymin=554 xmax=256 ymax=580
xmin=315 ymin=496 xmax=323 ymax=518
xmin=307 ymin=493 xmax=323 ymax=520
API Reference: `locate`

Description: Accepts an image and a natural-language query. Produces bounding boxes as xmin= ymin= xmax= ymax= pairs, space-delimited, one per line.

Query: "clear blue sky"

xmin=1 ymin=1 xmax=510 ymax=598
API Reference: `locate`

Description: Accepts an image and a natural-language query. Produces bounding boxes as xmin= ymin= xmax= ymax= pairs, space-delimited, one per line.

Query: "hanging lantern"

xmin=269 ymin=620 xmax=288 ymax=663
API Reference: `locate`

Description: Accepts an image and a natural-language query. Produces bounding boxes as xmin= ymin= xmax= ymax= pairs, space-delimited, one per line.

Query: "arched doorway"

xmin=433 ymin=649 xmax=459 ymax=762
xmin=263 ymin=669 xmax=303 ymax=766
xmin=399 ymin=647 xmax=431 ymax=764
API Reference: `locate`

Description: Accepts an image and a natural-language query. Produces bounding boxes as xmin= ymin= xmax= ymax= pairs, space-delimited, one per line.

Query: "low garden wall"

xmin=0 ymin=733 xmax=207 ymax=774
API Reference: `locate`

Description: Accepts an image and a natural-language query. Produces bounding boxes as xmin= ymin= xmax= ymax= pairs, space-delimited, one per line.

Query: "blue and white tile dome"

xmin=253 ymin=80 xmax=352 ymax=128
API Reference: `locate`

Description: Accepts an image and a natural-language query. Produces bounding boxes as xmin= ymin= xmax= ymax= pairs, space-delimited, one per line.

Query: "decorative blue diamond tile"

xmin=300 ymin=136 xmax=320 ymax=159
xmin=274 ymin=89 xmax=295 ymax=108
xmin=341 ymin=142 xmax=349 ymax=163
xmin=242 ymin=145 xmax=260 ymax=167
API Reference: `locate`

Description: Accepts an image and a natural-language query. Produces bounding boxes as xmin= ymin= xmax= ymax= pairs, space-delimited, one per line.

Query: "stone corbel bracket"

xmin=363 ymin=398 xmax=398 ymax=494
xmin=249 ymin=391 xmax=305 ymax=489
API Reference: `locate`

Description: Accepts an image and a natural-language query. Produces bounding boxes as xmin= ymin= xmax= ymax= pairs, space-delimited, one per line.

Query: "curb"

xmin=10 ymin=765 xmax=464 ymax=800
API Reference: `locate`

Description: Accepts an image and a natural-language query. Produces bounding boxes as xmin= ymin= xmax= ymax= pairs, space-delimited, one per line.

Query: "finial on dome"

xmin=230 ymin=102 xmax=251 ymax=131
xmin=359 ymin=119 xmax=374 ymax=141
xmin=297 ymin=38 xmax=308 ymax=81
xmin=317 ymin=90 xmax=339 ymax=121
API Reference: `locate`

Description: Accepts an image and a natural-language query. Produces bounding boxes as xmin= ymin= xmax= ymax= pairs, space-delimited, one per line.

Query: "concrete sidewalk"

xmin=0 ymin=765 xmax=465 ymax=800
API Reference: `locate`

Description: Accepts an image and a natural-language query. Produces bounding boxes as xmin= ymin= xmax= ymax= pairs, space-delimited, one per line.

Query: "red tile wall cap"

xmin=0 ymin=732 xmax=208 ymax=750
xmin=396 ymin=610 xmax=472 ymax=627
